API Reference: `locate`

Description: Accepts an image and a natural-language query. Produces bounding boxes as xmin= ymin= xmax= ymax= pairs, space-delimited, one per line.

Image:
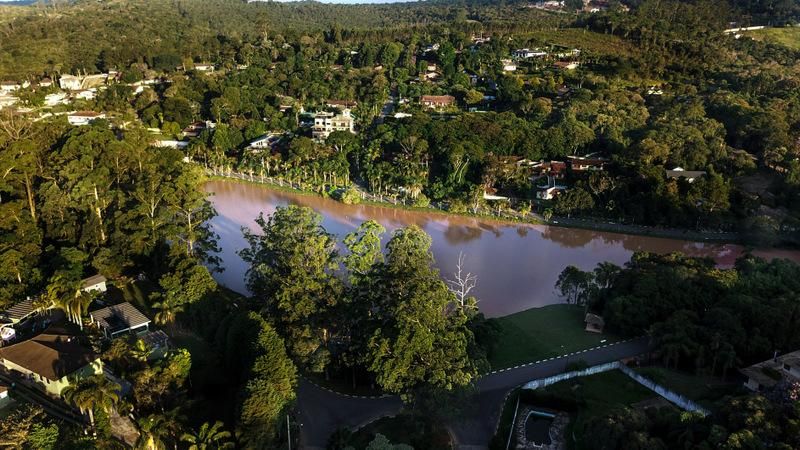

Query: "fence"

xmin=617 ymin=364 xmax=710 ymax=416
xmin=522 ymin=361 xmax=710 ymax=416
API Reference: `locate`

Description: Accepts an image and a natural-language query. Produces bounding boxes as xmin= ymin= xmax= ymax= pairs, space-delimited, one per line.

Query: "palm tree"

xmin=136 ymin=414 xmax=169 ymax=450
xmin=152 ymin=299 xmax=184 ymax=326
xmin=62 ymin=375 xmax=121 ymax=430
xmin=181 ymin=421 xmax=234 ymax=450
xmin=43 ymin=274 xmax=91 ymax=328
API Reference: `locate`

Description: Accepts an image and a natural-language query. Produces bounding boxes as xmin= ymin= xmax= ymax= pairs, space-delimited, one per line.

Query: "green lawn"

xmin=538 ymin=371 xmax=656 ymax=449
xmin=488 ymin=305 xmax=619 ymax=370
xmin=747 ymin=27 xmax=800 ymax=50
xmin=635 ymin=367 xmax=740 ymax=410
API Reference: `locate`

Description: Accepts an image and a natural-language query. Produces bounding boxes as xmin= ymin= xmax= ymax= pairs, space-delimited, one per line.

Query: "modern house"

xmin=59 ymin=75 xmax=83 ymax=91
xmin=568 ymin=155 xmax=608 ymax=171
xmin=312 ymin=109 xmax=355 ymax=141
xmin=89 ymin=302 xmax=151 ymax=339
xmin=665 ymin=167 xmax=706 ymax=183
xmin=194 ymin=63 xmax=215 ymax=72
xmin=67 ymin=111 xmax=105 ymax=126
xmin=81 ymin=275 xmax=108 ymax=294
xmin=182 ymin=121 xmax=209 ymax=138
xmin=39 ymin=77 xmax=53 ymax=88
xmin=326 ymin=100 xmax=358 ymax=110
xmin=0 ymin=324 xmax=103 ymax=397
xmin=44 ymin=92 xmax=69 ymax=106
xmin=247 ymin=133 xmax=282 ymax=152
xmin=154 ymin=140 xmax=189 ymax=150
xmin=740 ymin=350 xmax=800 ymax=392
xmin=513 ymin=48 xmax=548 ymax=59
xmin=420 ymin=95 xmax=456 ymax=109
xmin=59 ymin=74 xmax=107 ymax=91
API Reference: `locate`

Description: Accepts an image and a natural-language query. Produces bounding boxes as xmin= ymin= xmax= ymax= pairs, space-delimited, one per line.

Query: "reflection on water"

xmin=204 ymin=180 xmax=800 ymax=318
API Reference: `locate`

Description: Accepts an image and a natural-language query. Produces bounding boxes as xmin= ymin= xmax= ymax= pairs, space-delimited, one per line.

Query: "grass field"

xmin=488 ymin=304 xmax=619 ymax=370
xmin=747 ymin=27 xmax=800 ymax=50
xmin=343 ymin=414 xmax=452 ymax=450
xmin=635 ymin=366 xmax=741 ymax=409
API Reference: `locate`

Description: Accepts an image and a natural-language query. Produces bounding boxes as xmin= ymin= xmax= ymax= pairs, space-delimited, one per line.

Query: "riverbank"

xmin=205 ymin=172 xmax=742 ymax=245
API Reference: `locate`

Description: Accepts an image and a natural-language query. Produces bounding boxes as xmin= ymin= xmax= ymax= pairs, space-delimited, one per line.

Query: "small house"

xmin=194 ymin=63 xmax=215 ymax=72
xmin=584 ymin=313 xmax=605 ymax=333
xmin=89 ymin=302 xmax=151 ymax=339
xmin=39 ymin=77 xmax=53 ymax=88
xmin=154 ymin=140 xmax=189 ymax=150
xmin=420 ymin=95 xmax=456 ymax=109
xmin=665 ymin=167 xmax=706 ymax=183
xmin=0 ymin=81 xmax=21 ymax=93
xmin=67 ymin=111 xmax=105 ymax=126
xmin=0 ymin=95 xmax=19 ymax=109
xmin=501 ymin=59 xmax=517 ymax=72
xmin=568 ymin=155 xmax=608 ymax=171
xmin=247 ymin=133 xmax=281 ymax=151
xmin=740 ymin=350 xmax=800 ymax=392
xmin=81 ymin=274 xmax=107 ymax=294
xmin=59 ymin=75 xmax=83 ymax=91
xmin=44 ymin=92 xmax=69 ymax=106
xmin=1 ymin=298 xmax=37 ymax=325
xmin=0 ymin=324 xmax=103 ymax=397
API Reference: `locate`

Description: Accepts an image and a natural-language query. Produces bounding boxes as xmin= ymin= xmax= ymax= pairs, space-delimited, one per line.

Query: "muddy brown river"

xmin=205 ymin=180 xmax=800 ymax=317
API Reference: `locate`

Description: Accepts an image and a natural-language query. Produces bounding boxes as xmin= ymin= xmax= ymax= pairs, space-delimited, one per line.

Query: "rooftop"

xmin=81 ymin=274 xmax=107 ymax=288
xmin=3 ymin=298 xmax=35 ymax=321
xmin=740 ymin=349 xmax=800 ymax=389
xmin=89 ymin=302 xmax=150 ymax=334
xmin=0 ymin=324 xmax=97 ymax=381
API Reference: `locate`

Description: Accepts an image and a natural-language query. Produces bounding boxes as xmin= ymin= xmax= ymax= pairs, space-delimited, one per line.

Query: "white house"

xmin=0 ymin=81 xmax=21 ymax=93
xmin=247 ymin=133 xmax=281 ymax=151
xmin=39 ymin=78 xmax=53 ymax=88
xmin=44 ymin=92 xmax=69 ymax=106
xmin=665 ymin=167 xmax=706 ymax=183
xmin=0 ymin=95 xmax=19 ymax=109
xmin=154 ymin=140 xmax=189 ymax=149
xmin=194 ymin=63 xmax=215 ymax=72
xmin=59 ymin=75 xmax=83 ymax=91
xmin=513 ymin=48 xmax=548 ymax=59
xmin=312 ymin=109 xmax=355 ymax=141
xmin=501 ymin=59 xmax=517 ymax=72
xmin=74 ymin=89 xmax=96 ymax=100
xmin=81 ymin=274 xmax=108 ymax=293
xmin=67 ymin=111 xmax=105 ymax=126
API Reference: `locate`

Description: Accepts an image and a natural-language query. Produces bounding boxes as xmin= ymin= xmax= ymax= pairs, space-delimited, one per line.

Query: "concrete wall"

xmin=522 ymin=361 xmax=711 ymax=416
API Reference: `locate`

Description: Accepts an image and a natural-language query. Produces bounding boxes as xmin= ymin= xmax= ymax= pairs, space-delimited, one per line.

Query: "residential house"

xmin=554 ymin=61 xmax=581 ymax=70
xmin=501 ymin=59 xmax=517 ymax=72
xmin=0 ymin=95 xmax=19 ymax=109
xmin=394 ymin=112 xmax=413 ymax=119
xmin=740 ymin=350 xmax=800 ymax=392
xmin=568 ymin=155 xmax=608 ymax=171
xmin=74 ymin=89 xmax=96 ymax=101
xmin=0 ymin=324 xmax=103 ymax=397
xmin=0 ymin=81 xmax=21 ymax=93
xmin=420 ymin=95 xmax=456 ymax=109
xmin=326 ymin=100 xmax=358 ymax=110
xmin=139 ymin=330 xmax=172 ymax=359
xmin=665 ymin=167 xmax=706 ymax=183
xmin=585 ymin=313 xmax=605 ymax=333
xmin=67 ymin=111 xmax=105 ymax=126
xmin=422 ymin=43 xmax=440 ymax=54
xmin=513 ymin=48 xmax=548 ymax=59
xmin=312 ymin=109 xmax=354 ymax=141
xmin=39 ymin=77 xmax=53 ymax=88
xmin=81 ymin=275 xmax=107 ymax=294
xmin=44 ymin=92 xmax=69 ymax=106
xmin=536 ymin=185 xmax=568 ymax=200
xmin=182 ymin=121 xmax=208 ymax=138
xmin=59 ymin=75 xmax=83 ymax=91
xmin=89 ymin=302 xmax=151 ymax=339
xmin=247 ymin=133 xmax=281 ymax=152
xmin=154 ymin=140 xmax=189 ymax=150
xmin=194 ymin=63 xmax=215 ymax=72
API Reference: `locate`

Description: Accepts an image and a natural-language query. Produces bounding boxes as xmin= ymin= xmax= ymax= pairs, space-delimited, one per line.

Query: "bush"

xmin=413 ymin=193 xmax=430 ymax=208
xmin=336 ymin=187 xmax=361 ymax=205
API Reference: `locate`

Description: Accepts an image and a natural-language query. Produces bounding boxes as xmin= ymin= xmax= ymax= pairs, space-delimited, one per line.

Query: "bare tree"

xmin=446 ymin=252 xmax=478 ymax=310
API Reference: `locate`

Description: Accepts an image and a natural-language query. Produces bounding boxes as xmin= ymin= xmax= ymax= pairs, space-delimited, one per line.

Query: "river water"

xmin=204 ymin=180 xmax=800 ymax=318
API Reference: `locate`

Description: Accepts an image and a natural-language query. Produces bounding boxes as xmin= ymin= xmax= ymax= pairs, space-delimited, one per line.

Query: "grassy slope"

xmin=489 ymin=304 xmax=619 ymax=370
xmin=528 ymin=28 xmax=639 ymax=57
xmin=747 ymin=27 xmax=800 ymax=50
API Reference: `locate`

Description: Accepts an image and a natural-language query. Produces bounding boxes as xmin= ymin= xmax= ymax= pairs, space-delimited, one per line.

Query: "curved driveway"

xmin=297 ymin=337 xmax=649 ymax=449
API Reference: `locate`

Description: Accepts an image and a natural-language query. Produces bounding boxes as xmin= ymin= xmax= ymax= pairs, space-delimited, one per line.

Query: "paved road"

xmin=296 ymin=338 xmax=649 ymax=449
xmin=297 ymin=378 xmax=403 ymax=449
xmin=450 ymin=338 xmax=649 ymax=448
